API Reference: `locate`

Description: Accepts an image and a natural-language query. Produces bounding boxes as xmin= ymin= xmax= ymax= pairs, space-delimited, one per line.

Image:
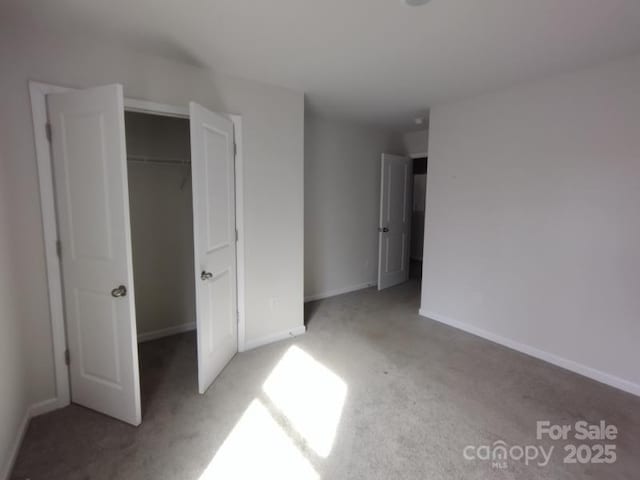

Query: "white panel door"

xmin=189 ymin=102 xmax=238 ymax=394
xmin=48 ymin=85 xmax=141 ymax=425
xmin=378 ymin=153 xmax=412 ymax=290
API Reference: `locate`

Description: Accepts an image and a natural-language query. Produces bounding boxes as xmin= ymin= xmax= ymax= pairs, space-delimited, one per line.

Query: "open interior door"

xmin=189 ymin=102 xmax=238 ymax=394
xmin=48 ymin=84 xmax=141 ymax=425
xmin=378 ymin=153 xmax=412 ymax=290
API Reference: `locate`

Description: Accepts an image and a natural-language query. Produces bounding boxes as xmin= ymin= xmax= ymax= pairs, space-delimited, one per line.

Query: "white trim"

xmin=243 ymin=326 xmax=306 ymax=352
xmin=231 ymin=116 xmax=247 ymax=353
xmin=28 ymin=397 xmax=60 ymax=417
xmin=137 ymin=322 xmax=196 ymax=343
xmin=29 ymin=81 xmax=248 ymax=410
xmin=124 ymin=98 xmax=188 ymax=118
xmin=28 ymin=81 xmax=72 ymax=411
xmin=419 ymin=309 xmax=640 ymax=397
xmin=1 ymin=410 xmax=29 ymax=480
xmin=409 ymin=152 xmax=428 ymax=159
xmin=304 ymin=282 xmax=374 ymax=303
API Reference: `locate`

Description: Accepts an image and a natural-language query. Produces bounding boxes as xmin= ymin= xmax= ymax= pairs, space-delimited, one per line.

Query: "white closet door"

xmin=378 ymin=153 xmax=413 ymax=290
xmin=48 ymin=84 xmax=141 ymax=425
xmin=189 ymin=102 xmax=238 ymax=394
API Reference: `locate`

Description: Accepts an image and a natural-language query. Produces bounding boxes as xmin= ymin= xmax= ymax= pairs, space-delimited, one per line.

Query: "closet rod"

xmin=127 ymin=154 xmax=190 ymax=166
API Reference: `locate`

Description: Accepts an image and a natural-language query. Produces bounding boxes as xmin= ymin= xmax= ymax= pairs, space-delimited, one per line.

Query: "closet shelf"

xmin=127 ymin=154 xmax=190 ymax=166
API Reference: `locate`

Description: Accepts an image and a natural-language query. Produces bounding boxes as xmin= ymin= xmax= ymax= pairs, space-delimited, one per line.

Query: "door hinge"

xmin=235 ymin=229 xmax=239 ymax=242
xmin=64 ymin=349 xmax=70 ymax=365
xmin=56 ymin=240 xmax=62 ymax=259
xmin=45 ymin=122 xmax=52 ymax=143
xmin=233 ymin=142 xmax=237 ymax=158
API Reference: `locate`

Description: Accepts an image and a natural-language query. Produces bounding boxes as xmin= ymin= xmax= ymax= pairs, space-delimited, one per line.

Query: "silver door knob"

xmin=201 ymin=270 xmax=213 ymax=281
xmin=379 ymin=227 xmax=389 ymax=233
xmin=111 ymin=285 xmax=127 ymax=297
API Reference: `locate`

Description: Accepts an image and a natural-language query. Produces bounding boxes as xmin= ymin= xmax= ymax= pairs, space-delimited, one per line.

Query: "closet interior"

xmin=124 ymin=111 xmax=197 ymax=398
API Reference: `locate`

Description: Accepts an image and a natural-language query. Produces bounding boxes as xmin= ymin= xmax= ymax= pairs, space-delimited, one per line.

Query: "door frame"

xmin=29 ymin=81 xmax=247 ymax=412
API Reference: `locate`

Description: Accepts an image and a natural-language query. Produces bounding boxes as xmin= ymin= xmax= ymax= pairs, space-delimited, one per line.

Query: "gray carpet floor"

xmin=11 ymin=280 xmax=640 ymax=479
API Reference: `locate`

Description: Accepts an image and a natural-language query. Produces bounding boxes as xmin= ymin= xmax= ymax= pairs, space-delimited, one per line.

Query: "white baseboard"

xmin=305 ymin=282 xmax=374 ymax=303
xmin=1 ymin=396 xmax=60 ymax=480
xmin=1 ymin=410 xmax=29 ymax=480
xmin=29 ymin=397 xmax=60 ymax=417
xmin=242 ymin=325 xmax=306 ymax=352
xmin=137 ymin=322 xmax=196 ymax=343
xmin=419 ymin=309 xmax=640 ymax=397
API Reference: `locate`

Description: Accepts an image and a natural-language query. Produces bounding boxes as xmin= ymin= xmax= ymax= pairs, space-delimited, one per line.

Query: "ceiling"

xmin=6 ymin=0 xmax=640 ymax=130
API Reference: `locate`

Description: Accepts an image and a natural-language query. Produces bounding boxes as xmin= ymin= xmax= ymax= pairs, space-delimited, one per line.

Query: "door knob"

xmin=201 ymin=270 xmax=213 ymax=281
xmin=111 ymin=285 xmax=127 ymax=298
xmin=379 ymin=227 xmax=390 ymax=233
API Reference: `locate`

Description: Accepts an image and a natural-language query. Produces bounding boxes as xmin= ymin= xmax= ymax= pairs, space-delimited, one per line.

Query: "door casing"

xmin=29 ymin=81 xmax=247 ymax=414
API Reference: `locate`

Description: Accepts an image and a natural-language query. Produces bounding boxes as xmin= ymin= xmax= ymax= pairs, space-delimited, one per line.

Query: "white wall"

xmin=421 ymin=53 xmax=640 ymax=394
xmin=304 ymin=113 xmax=399 ymax=300
xmin=401 ymin=129 xmax=428 ymax=156
xmin=125 ymin=113 xmax=196 ymax=338
xmin=0 ymin=21 xmax=304 ymax=428
xmin=0 ymin=152 xmax=28 ymax=479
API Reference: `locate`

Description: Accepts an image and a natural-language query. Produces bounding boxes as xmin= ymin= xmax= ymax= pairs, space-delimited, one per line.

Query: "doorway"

xmin=377 ymin=153 xmax=427 ymax=289
xmin=377 ymin=153 xmax=412 ymax=290
xmin=30 ymin=82 xmax=246 ymax=426
xmin=410 ymin=157 xmax=427 ymax=280
xmin=124 ymin=111 xmax=197 ymax=412
xmin=126 ymin=111 xmax=195 ymax=342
